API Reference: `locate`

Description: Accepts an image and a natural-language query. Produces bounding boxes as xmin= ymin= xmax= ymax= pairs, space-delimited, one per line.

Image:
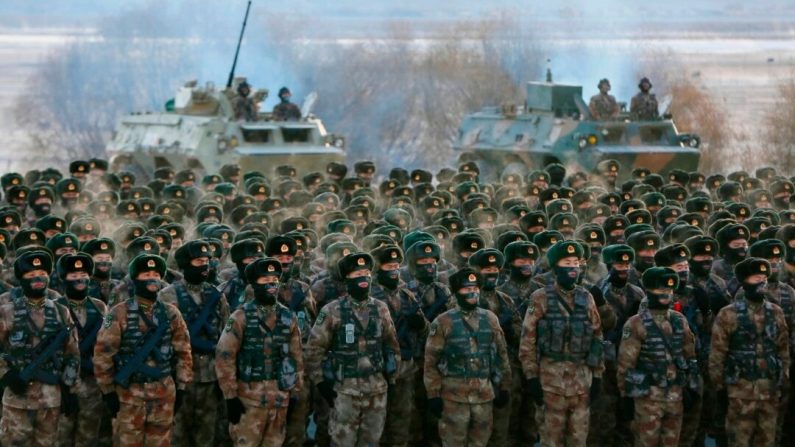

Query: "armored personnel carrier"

xmin=453 ymin=79 xmax=700 ymax=181
xmin=106 ymin=78 xmax=346 ymax=180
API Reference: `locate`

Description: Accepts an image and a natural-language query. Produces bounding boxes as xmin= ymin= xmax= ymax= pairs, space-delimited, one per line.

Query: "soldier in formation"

xmin=1 ymin=153 xmax=795 ymax=446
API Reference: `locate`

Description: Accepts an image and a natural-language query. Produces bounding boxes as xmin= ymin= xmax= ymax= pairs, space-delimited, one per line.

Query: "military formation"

xmin=0 ymin=154 xmax=793 ymax=447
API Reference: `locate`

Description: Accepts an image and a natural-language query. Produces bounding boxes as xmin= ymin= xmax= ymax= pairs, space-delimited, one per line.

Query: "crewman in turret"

xmin=272 ymin=87 xmax=302 ymax=122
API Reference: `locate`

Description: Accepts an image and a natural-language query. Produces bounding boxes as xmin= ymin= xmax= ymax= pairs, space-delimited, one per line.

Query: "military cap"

xmin=626 ymin=231 xmax=660 ymax=251
xmin=519 ymin=211 xmax=547 ymax=232
xmin=194 ymin=204 xmax=223 ymax=223
xmin=214 ymin=182 xmax=237 ymax=197
xmin=81 ymin=237 xmax=115 ymax=256
xmin=770 ymin=180 xmax=793 ymax=197
xmin=153 ymin=167 xmax=175 ymax=181
xmin=705 ymin=174 xmax=726 ymax=191
xmin=128 ymin=254 xmax=166 ymax=279
xmin=57 ymin=253 xmax=94 ymax=279
xmin=755 ymin=167 xmax=777 ymax=181
xmin=86 ymin=158 xmax=107 ymax=172
xmin=549 ymin=213 xmax=578 ymax=231
xmin=667 ymin=169 xmax=690 ymax=186
xmin=260 ymin=198 xmax=284 ymax=212
xmin=544 ymin=163 xmax=566 ymax=185
xmin=626 ymin=209 xmax=653 ymax=226
xmin=126 ymin=236 xmax=160 ymax=259
xmin=641 ymin=266 xmax=679 ymax=290
xmin=641 ymin=173 xmax=664 ymax=190
xmin=749 ymin=238 xmax=785 ymax=260
xmin=661 ymin=185 xmax=687 ymax=203
xmin=716 ymin=223 xmax=749 ymax=248
xmin=201 ymin=174 xmax=223 ymax=188
xmin=545 ymin=198 xmax=572 ymax=218
xmin=371 ymin=244 xmax=404 ymax=266
xmin=640 ymin=192 xmax=666 ymax=209
xmin=776 ymin=224 xmax=795 ymax=244
xmin=685 ymin=197 xmax=713 ymax=215
xmin=0 ymin=241 xmax=7 ymax=260
xmin=630 ymin=168 xmax=650 ymax=180
xmin=35 ymin=215 xmax=66 ymax=235
xmin=46 ymin=232 xmax=79 ymax=252
xmin=495 ymin=230 xmax=528 ymax=252
xmin=603 ymin=214 xmax=629 ymax=233
xmin=596 ymin=159 xmax=620 ymax=175
xmin=326 ymin=219 xmax=355 ymax=237
xmin=718 ymin=181 xmax=743 ymax=201
xmin=688 ymin=171 xmax=705 ymax=185
xmin=743 ymin=217 xmax=772 ymax=236
xmin=273 ymin=165 xmax=296 ymax=178
xmin=468 ymin=248 xmax=505 ymax=270
xmin=230 ymin=238 xmax=265 ymax=264
xmin=244 ymin=257 xmax=283 ymax=284
xmin=40 ymin=168 xmax=63 ymax=184
xmin=354 ymin=161 xmax=376 ymax=175
xmin=668 ymin=224 xmax=703 ymax=244
xmin=12 ymin=228 xmax=46 ymax=250
xmin=779 ymin=210 xmax=795 ymax=225
xmin=458 ymin=161 xmax=480 ymax=176
xmin=403 ymin=230 xmax=435 ymax=252
xmin=468 ymin=207 xmax=498 ymax=227
xmin=383 ymin=208 xmax=412 ymax=230
xmin=725 ymin=202 xmax=751 ymax=220
xmin=7 ymin=185 xmax=30 ymax=204
xmin=338 ymin=252 xmax=374 ymax=278
xmin=265 ymin=236 xmax=297 ymax=258
xmin=340 ymin=177 xmax=365 ymax=193
xmin=576 ymin=225 xmax=606 ymax=245
xmin=734 ymin=257 xmax=771 ymax=283
xmin=174 ymin=240 xmax=211 ymax=270
xmin=454 ymin=181 xmax=480 ymax=200
xmin=683 ymin=235 xmax=718 ymax=258
xmin=757 ymin=225 xmax=781 ymax=241
xmin=449 ymin=267 xmax=482 ymax=292
xmin=546 ymin=240 xmax=584 ymax=266
xmin=326 ymin=161 xmax=347 ymax=178
xmin=15 ymin=250 xmax=53 ymax=278
xmin=406 ymin=241 xmax=441 ymax=264
xmin=504 ymin=241 xmax=539 ymax=262
xmin=533 ymin=230 xmax=564 ymax=250
xmin=619 ymin=199 xmax=645 ymax=216
xmin=602 ymin=244 xmax=635 ymax=265
xmin=654 ymin=244 xmax=690 ymax=267
xmin=1 ymin=172 xmax=23 ymax=190
xmin=278 ymin=216 xmax=308 ymax=234
xmin=453 ymin=231 xmax=485 ymax=255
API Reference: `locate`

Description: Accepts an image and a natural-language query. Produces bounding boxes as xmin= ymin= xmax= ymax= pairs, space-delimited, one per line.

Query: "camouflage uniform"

xmin=617 ymin=306 xmax=698 ymax=447
xmin=765 ymin=281 xmax=795 ymax=445
xmin=424 ymin=306 xmax=511 ymax=447
xmin=272 ymin=101 xmax=302 ymax=121
xmin=218 ymin=269 xmax=252 ymax=311
xmin=159 ymin=279 xmax=230 ymax=446
xmin=371 ymin=279 xmax=428 ymax=447
xmin=56 ymin=296 xmax=108 ymax=447
xmin=588 ymin=92 xmax=619 ymax=120
xmin=233 ymin=94 xmax=257 ymax=121
xmin=630 ymin=92 xmax=658 ymax=121
xmin=709 ymin=295 xmax=790 ymax=447
xmin=93 ymin=297 xmax=194 ymax=446
xmin=305 ymin=296 xmax=400 ymax=447
xmin=588 ymin=276 xmax=645 ymax=447
xmin=518 ymin=282 xmax=605 ymax=447
xmin=215 ymin=300 xmax=304 ymax=446
xmin=0 ymin=293 xmax=80 ymax=447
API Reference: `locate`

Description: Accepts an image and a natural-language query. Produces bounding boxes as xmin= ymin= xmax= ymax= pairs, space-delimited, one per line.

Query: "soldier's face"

xmin=745 ymin=274 xmax=767 ymax=286
xmin=255 ymin=275 xmax=280 ymax=284
xmin=65 ymin=271 xmax=89 ymax=281
xmin=137 ymin=271 xmax=161 ymax=282
xmin=641 ymin=82 xmax=651 ymax=92
xmin=671 ymin=260 xmax=689 ymax=273
xmin=190 ymin=257 xmax=209 ymax=267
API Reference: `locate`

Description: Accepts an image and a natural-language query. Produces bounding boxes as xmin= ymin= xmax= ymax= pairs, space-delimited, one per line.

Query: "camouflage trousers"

xmin=173 ymin=381 xmax=219 ymax=446
xmin=381 ymin=374 xmax=416 ymax=447
xmin=285 ymin=376 xmax=311 ymax=447
xmin=488 ymin=364 xmax=522 ymax=447
xmin=314 ymin=384 xmax=332 ymax=447
xmin=588 ymin=362 xmax=628 ymax=447
xmin=632 ymin=397 xmax=683 ymax=447
xmin=439 ymin=399 xmax=493 ymax=447
xmin=679 ymin=391 xmax=702 ymax=447
xmin=536 ymin=392 xmax=589 ymax=447
xmin=413 ymin=366 xmax=440 ymax=447
xmin=56 ymin=384 xmax=104 ymax=447
xmin=776 ymin=378 xmax=791 ymax=445
xmin=229 ymin=404 xmax=287 ymax=447
xmin=114 ymin=399 xmax=175 ymax=447
xmin=329 ymin=391 xmax=387 ymax=447
xmin=1 ymin=405 xmax=59 ymax=447
xmin=726 ymin=397 xmax=777 ymax=447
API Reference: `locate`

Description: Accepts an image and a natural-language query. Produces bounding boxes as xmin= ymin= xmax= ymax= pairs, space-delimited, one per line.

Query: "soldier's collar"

xmin=256 ymin=303 xmax=275 ymax=314
xmin=25 ymin=297 xmax=46 ymax=310
xmin=350 ymin=297 xmax=371 ymax=309
xmin=67 ymin=298 xmax=86 ymax=308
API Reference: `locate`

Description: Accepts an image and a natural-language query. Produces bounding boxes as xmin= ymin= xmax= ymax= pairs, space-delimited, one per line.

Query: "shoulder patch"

xmin=622 ymin=324 xmax=631 ymax=340
xmin=316 ymin=310 xmax=326 ymax=325
xmin=429 ymin=321 xmax=438 ymax=336
xmin=103 ymin=313 xmax=113 ymax=329
xmin=526 ymin=300 xmax=535 ymax=314
xmin=225 ymin=317 xmax=234 ymax=332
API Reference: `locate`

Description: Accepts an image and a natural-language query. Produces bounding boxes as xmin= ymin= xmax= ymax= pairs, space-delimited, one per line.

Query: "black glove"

xmin=494 ymin=389 xmax=510 ymax=409
xmin=407 ymin=312 xmax=426 ymax=331
xmin=174 ymin=389 xmax=185 ymax=413
xmin=589 ymin=378 xmax=602 ymax=405
xmin=2 ymin=370 xmax=28 ymax=396
xmin=621 ymin=396 xmax=635 ymax=421
xmin=692 ymin=286 xmax=711 ymax=317
xmin=226 ymin=397 xmax=246 ymax=425
xmin=428 ymin=397 xmax=443 ymax=418
xmin=102 ymin=392 xmax=120 ymax=418
xmin=61 ymin=387 xmax=79 ymax=417
xmin=683 ymin=387 xmax=699 ymax=411
xmin=589 ymin=285 xmax=606 ymax=307
xmin=317 ymin=380 xmax=337 ymax=407
xmin=286 ymin=396 xmax=298 ymax=421
xmin=525 ymin=377 xmax=544 ymax=406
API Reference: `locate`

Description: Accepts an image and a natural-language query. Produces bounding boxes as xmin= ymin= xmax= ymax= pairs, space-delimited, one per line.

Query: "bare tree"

xmin=762 ymin=78 xmax=795 ymax=173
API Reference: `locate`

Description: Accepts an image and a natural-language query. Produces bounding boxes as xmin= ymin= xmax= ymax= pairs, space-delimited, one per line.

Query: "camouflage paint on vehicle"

xmin=106 ymin=78 xmax=346 ymax=179
xmin=453 ymin=80 xmax=700 ymax=180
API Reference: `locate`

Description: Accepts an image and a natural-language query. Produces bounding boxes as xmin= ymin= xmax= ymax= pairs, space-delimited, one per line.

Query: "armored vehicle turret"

xmin=453 ymin=79 xmax=700 ymax=180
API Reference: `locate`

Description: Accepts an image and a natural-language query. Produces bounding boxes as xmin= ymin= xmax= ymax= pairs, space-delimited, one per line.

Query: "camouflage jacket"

xmin=215 ymin=302 xmax=304 ymax=409
xmin=423 ymin=307 xmax=510 ymax=403
xmin=630 ymin=92 xmax=658 ymax=120
xmin=588 ymin=93 xmax=619 ymax=120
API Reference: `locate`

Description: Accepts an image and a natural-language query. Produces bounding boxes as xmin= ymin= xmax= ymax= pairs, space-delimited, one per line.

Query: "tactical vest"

xmin=7 ymin=299 xmax=67 ymax=384
xmin=537 ymin=283 xmax=601 ymax=366
xmin=407 ymin=281 xmax=449 ymax=323
xmin=222 ymin=275 xmax=246 ymax=310
xmin=283 ymin=281 xmax=311 ymax=342
xmin=331 ymin=299 xmax=385 ymax=379
xmin=175 ymin=282 xmax=223 ymax=354
xmin=773 ymin=283 xmax=795 ymax=322
xmin=636 ymin=309 xmax=688 ymax=389
xmin=482 ymin=290 xmax=518 ymax=355
xmin=59 ymin=297 xmax=103 ymax=376
xmin=236 ymin=302 xmax=297 ymax=390
xmin=372 ymin=284 xmax=420 ymax=360
xmin=114 ymin=300 xmax=174 ymax=384
xmin=725 ymin=299 xmax=781 ymax=383
xmin=440 ymin=309 xmax=493 ymax=379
